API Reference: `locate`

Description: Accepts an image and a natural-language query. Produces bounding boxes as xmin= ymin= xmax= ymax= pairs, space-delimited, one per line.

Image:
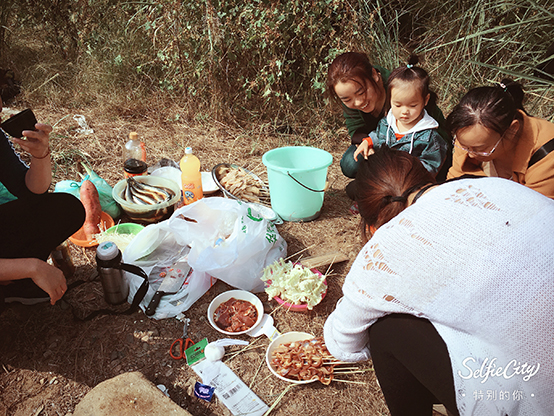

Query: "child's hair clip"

xmin=406 ymin=64 xmax=414 ymax=69
xmin=498 ymin=82 xmax=508 ymax=92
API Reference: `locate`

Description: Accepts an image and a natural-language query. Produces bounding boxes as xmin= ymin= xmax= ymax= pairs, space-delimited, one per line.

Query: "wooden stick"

xmin=334 ymin=369 xmax=375 ymax=374
xmin=263 ymin=383 xmax=297 ymax=416
xmin=332 ymin=379 xmax=368 ymax=385
xmin=28 ymin=73 xmax=60 ymax=96
xmin=269 ymin=301 xmax=287 ymax=316
xmin=322 ymin=360 xmax=352 ymax=365
xmin=248 ymin=356 xmax=266 ymax=389
xmin=285 ymin=244 xmax=317 ymax=261
xmin=299 ymin=252 xmax=349 ymax=269
xmin=225 ymin=340 xmax=264 ymax=361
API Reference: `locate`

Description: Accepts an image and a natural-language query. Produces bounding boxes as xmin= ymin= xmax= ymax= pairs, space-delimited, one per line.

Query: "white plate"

xmin=150 ymin=166 xmax=182 ymax=189
xmin=207 ymin=290 xmax=264 ymax=336
xmin=202 ymin=172 xmax=219 ymax=194
xmin=151 ymin=168 xmax=218 ymax=194
xmin=266 ymin=332 xmax=317 ymax=384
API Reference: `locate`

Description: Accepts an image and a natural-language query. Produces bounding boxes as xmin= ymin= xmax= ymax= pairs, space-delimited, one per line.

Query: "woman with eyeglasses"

xmin=324 ymin=147 xmax=554 ymax=416
xmin=447 ymin=79 xmax=554 ymax=198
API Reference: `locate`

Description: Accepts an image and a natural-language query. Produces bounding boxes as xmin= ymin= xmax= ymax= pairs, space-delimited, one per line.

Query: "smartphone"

xmin=1 ymin=109 xmax=38 ymax=138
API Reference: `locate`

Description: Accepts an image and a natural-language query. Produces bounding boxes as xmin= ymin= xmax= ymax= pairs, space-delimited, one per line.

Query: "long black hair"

xmin=446 ymin=79 xmax=527 ymax=137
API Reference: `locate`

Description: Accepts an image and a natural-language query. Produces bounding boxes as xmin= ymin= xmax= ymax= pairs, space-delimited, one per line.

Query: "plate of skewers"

xmin=266 ymin=332 xmax=351 ymax=385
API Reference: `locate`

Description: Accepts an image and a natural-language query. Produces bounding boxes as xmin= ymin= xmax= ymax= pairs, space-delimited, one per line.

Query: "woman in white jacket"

xmin=324 ymin=147 xmax=554 ymax=416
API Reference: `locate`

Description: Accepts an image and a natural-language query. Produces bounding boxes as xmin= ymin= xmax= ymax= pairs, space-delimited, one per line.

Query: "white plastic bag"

xmin=123 ymin=220 xmax=215 ymax=320
xmin=168 ymin=197 xmax=287 ymax=292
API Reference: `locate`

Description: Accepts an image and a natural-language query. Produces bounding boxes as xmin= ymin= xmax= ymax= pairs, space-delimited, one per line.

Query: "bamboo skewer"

xmin=332 ymin=379 xmax=368 ymax=385
xmin=284 ymin=244 xmax=317 ymax=261
xmin=225 ymin=339 xmax=264 ymax=361
xmin=322 ymin=361 xmax=353 ymax=365
xmin=263 ymin=383 xmax=297 ymax=416
xmin=248 ymin=356 xmax=266 ymax=389
xmin=333 ymin=368 xmax=375 ymax=374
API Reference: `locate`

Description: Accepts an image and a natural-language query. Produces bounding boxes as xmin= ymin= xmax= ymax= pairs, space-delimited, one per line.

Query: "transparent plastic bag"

xmin=123 ymin=221 xmax=215 ymax=320
xmin=167 ymin=197 xmax=287 ymax=293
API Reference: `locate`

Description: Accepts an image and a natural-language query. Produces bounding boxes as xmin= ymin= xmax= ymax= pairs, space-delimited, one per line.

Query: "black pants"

xmin=0 ymin=192 xmax=85 ymax=261
xmin=369 ymin=314 xmax=460 ymax=416
xmin=0 ymin=193 xmax=85 ymax=306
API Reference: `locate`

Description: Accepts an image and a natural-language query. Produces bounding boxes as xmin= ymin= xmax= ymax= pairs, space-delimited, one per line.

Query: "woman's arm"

xmin=0 ymin=258 xmax=67 ymax=305
xmin=10 ymin=123 xmax=53 ymax=194
xmin=323 ymin=296 xmax=379 ymax=362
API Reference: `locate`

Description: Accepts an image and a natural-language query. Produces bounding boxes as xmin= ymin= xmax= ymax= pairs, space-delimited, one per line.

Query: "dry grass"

xmin=0 ymin=100 xmax=393 ymax=415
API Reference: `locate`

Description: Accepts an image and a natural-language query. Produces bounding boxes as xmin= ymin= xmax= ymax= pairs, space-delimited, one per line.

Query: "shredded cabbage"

xmin=93 ymin=230 xmax=136 ymax=252
xmin=261 ymin=259 xmax=326 ymax=310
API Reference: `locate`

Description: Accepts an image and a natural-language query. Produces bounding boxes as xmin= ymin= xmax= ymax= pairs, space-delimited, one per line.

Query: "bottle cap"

xmin=96 ymin=241 xmax=120 ymax=261
xmin=185 ymin=147 xmax=192 ymax=154
xmin=130 ymin=132 xmax=139 ymax=140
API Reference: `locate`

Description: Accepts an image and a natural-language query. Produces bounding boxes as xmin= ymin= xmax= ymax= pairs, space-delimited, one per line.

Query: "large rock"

xmin=74 ymin=372 xmax=192 ymax=416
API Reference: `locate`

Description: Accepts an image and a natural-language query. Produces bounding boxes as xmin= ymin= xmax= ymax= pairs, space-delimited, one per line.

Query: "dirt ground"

xmin=0 ymin=103 xmax=393 ymax=416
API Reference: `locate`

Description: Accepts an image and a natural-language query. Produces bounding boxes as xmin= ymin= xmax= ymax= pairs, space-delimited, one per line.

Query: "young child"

xmin=354 ymin=55 xmax=447 ymax=176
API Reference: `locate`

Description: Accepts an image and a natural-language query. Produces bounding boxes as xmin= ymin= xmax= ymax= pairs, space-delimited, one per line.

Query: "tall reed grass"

xmin=1 ymin=0 xmax=553 ymax=129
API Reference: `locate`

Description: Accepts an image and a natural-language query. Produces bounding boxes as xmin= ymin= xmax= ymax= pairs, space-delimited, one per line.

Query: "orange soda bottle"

xmin=180 ymin=147 xmax=203 ymax=205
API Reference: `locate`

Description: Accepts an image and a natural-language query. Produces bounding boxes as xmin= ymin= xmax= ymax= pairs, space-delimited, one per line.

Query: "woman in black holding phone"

xmin=0 ymin=90 xmax=84 ymax=309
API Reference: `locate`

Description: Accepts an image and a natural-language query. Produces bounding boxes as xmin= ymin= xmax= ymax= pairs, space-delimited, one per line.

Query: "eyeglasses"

xmin=453 ymin=134 xmax=503 ymax=157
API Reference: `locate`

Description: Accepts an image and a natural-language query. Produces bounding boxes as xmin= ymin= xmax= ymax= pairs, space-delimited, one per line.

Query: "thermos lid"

xmin=96 ymin=241 xmax=120 ymax=260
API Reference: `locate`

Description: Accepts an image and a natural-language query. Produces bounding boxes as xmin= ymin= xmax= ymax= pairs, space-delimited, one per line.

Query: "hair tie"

xmin=383 ymin=195 xmax=407 ymax=204
xmin=498 ymin=82 xmax=508 ymax=92
xmin=406 ymin=64 xmax=413 ymax=69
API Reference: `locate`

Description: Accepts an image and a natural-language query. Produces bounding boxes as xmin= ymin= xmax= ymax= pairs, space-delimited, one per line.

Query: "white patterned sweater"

xmin=323 ymin=177 xmax=554 ymax=415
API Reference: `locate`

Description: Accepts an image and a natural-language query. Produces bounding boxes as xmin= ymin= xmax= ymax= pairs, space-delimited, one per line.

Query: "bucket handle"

xmin=287 ymin=171 xmax=326 ymax=192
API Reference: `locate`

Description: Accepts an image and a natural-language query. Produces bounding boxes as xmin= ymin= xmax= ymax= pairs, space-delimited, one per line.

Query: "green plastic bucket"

xmin=262 ymin=146 xmax=333 ymax=222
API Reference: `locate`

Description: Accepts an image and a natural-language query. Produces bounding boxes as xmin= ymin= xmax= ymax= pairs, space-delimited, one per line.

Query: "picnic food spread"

xmin=213 ymin=297 xmax=259 ymax=332
xmin=270 ymin=336 xmax=336 ymax=384
xmin=56 ymin=142 xmax=348 ymax=415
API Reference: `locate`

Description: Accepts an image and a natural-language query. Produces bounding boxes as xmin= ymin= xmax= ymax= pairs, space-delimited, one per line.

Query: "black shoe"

xmin=2 ymin=279 xmax=50 ymax=305
xmin=345 ymin=180 xmax=358 ymax=200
